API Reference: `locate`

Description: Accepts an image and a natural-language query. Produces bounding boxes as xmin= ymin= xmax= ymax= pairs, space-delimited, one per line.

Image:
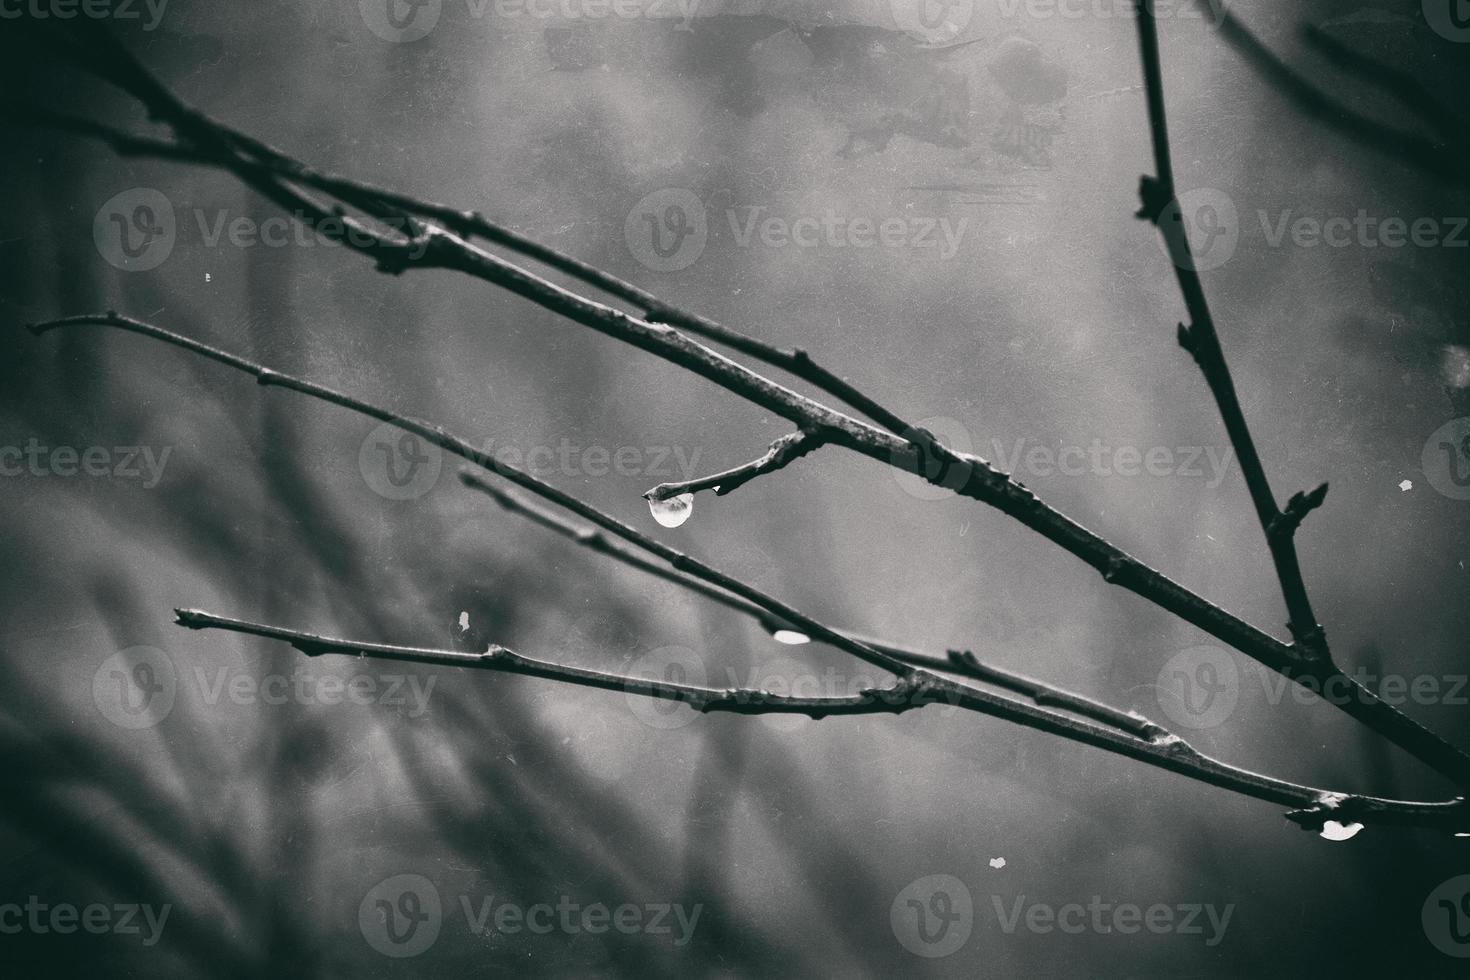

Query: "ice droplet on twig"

xmin=772 ymin=629 xmax=811 ymax=646
xmin=1319 ymin=820 xmax=1364 ymax=842
xmin=649 ymin=492 xmax=695 ymax=528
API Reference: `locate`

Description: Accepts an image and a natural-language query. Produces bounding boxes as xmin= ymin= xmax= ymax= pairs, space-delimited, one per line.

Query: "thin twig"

xmin=173 ymin=609 xmax=1470 ymax=833
xmin=16 ymin=29 xmax=918 ymax=438
xmin=28 ymin=313 xmax=915 ymax=683
xmin=174 ymin=610 xmax=925 ymax=719
xmin=1136 ymin=2 xmax=1326 ymax=655
xmin=464 ymin=470 xmax=1164 ymax=740
xmin=644 ymin=428 xmax=827 ymax=501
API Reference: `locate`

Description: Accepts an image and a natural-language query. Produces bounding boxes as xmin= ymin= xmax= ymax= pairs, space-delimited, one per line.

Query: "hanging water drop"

xmin=648 ymin=492 xmax=694 ymax=528
xmin=1319 ymin=820 xmax=1364 ymax=842
xmin=772 ymin=628 xmax=811 ymax=646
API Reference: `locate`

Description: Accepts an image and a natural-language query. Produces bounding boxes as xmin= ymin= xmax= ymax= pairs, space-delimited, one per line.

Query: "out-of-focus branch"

xmin=1214 ymin=10 xmax=1465 ymax=186
xmin=1298 ymin=25 xmax=1465 ymax=141
xmin=172 ymin=609 xmax=1470 ymax=833
xmin=644 ymin=428 xmax=827 ymax=501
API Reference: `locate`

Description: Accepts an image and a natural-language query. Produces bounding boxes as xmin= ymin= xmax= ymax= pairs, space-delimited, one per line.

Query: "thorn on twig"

xmin=1176 ymin=322 xmax=1198 ymax=360
xmin=1135 ymin=174 xmax=1173 ymax=224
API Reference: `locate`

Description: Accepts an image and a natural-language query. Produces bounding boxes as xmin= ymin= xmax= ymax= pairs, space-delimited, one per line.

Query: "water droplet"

xmin=772 ymin=629 xmax=811 ymax=646
xmin=1319 ymin=820 xmax=1364 ymax=841
xmin=648 ymin=492 xmax=694 ymax=528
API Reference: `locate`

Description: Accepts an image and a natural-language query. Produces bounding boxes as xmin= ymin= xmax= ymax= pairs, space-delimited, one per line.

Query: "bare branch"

xmin=173 ymin=609 xmax=1470 ymax=833
xmin=173 ymin=610 xmax=924 ymax=719
xmin=1136 ymin=3 xmax=1326 ymax=655
xmin=16 ymin=27 xmax=917 ymax=438
xmin=25 ymin=23 xmax=1470 ymax=790
xmin=644 ymin=428 xmax=827 ymax=502
xmin=28 ymin=313 xmax=915 ymax=682
xmin=466 ymin=469 xmax=1165 ymax=740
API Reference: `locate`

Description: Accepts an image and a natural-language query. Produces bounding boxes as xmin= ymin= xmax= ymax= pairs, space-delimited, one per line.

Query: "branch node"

xmin=1101 ymin=554 xmax=1133 ymax=584
xmin=1269 ymin=482 xmax=1329 ymax=540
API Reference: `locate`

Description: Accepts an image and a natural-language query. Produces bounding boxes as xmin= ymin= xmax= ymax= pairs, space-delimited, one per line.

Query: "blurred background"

xmin=2 ymin=0 xmax=1469 ymax=975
